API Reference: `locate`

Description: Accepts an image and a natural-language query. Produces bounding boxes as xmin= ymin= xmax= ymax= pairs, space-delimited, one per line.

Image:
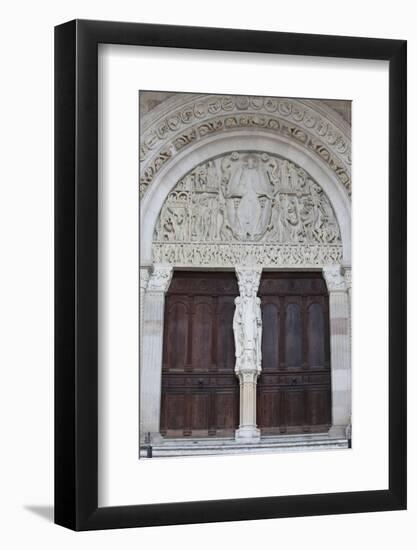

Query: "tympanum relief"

xmin=152 ymin=151 xmax=342 ymax=267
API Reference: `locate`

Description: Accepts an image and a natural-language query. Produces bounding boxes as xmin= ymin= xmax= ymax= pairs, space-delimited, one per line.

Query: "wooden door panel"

xmin=262 ymin=302 xmax=280 ymax=370
xmin=164 ymin=394 xmax=185 ymax=431
xmin=284 ymin=390 xmax=305 ymax=427
xmin=258 ymin=390 xmax=280 ymax=429
xmin=192 ymin=299 xmax=213 ymax=369
xmin=307 ymin=388 xmax=331 ymax=426
xmin=215 ymin=392 xmax=238 ymax=430
xmin=160 ymin=271 xmax=239 ymax=437
xmin=165 ymin=301 xmax=188 ymax=368
xmin=307 ymin=302 xmax=326 ymax=368
xmin=191 ymin=393 xmax=209 ymax=431
xmin=217 ymin=298 xmax=236 ymax=370
xmin=284 ymin=301 xmax=303 ymax=368
xmin=258 ymin=272 xmax=331 ymax=434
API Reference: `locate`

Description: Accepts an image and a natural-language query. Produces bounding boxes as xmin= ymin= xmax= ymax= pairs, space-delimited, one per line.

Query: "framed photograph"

xmin=55 ymin=19 xmax=406 ymax=530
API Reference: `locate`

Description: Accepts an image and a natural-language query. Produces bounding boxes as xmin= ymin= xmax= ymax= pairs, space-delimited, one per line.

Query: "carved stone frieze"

xmin=152 ymin=242 xmax=342 ymax=268
xmin=140 ymin=95 xmax=351 ymax=199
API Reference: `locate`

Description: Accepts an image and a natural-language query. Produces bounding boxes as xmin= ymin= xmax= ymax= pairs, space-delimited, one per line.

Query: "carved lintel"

xmin=152 ymin=242 xmax=343 ymax=268
xmin=323 ymin=264 xmax=347 ymax=292
xmin=147 ymin=264 xmax=173 ymax=293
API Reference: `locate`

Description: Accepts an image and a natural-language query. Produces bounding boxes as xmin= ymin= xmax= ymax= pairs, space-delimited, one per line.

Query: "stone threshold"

xmin=140 ymin=434 xmax=350 ymax=458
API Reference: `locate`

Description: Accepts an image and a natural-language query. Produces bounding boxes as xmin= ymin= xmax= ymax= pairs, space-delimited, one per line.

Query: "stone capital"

xmin=343 ymin=265 xmax=352 ymax=289
xmin=147 ymin=264 xmax=173 ymax=293
xmin=235 ymin=266 xmax=262 ymax=297
xmin=235 ymin=368 xmax=260 ymax=384
xmin=140 ymin=266 xmax=151 ymax=291
xmin=323 ymin=264 xmax=347 ymax=292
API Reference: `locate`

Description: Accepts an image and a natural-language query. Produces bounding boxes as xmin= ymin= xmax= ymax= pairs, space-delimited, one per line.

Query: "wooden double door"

xmin=160 ymin=271 xmax=331 ymax=438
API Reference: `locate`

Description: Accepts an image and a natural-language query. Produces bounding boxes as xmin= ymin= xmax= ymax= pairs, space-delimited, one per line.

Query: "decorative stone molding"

xmin=146 ymin=264 xmax=173 ymax=292
xmin=140 ymin=95 xmax=351 ymax=199
xmin=140 ymin=94 xmax=351 ymax=196
xmin=233 ymin=267 xmax=262 ymax=442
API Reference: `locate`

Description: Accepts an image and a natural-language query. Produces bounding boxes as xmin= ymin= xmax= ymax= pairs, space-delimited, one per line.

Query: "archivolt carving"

xmin=152 ymin=151 xmax=343 ymax=268
xmin=140 ymin=95 xmax=351 ymax=199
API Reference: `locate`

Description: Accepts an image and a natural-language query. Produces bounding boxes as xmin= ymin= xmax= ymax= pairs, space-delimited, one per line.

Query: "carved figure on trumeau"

xmin=233 ymin=268 xmax=262 ymax=375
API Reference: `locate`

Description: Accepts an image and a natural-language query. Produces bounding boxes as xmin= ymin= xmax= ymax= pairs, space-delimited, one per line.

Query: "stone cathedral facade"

xmin=139 ymin=92 xmax=351 ymax=457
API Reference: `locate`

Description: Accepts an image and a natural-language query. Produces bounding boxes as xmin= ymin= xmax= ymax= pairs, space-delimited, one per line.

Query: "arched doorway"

xmin=139 ymin=94 xmax=351 ymax=456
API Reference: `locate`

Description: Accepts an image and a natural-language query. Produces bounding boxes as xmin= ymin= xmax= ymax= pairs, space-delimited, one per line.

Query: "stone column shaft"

xmin=238 ymin=371 xmax=258 ymax=425
xmin=140 ymin=264 xmax=173 ymax=445
xmin=139 ymin=266 xmax=150 ymax=361
xmin=323 ymin=265 xmax=351 ymax=438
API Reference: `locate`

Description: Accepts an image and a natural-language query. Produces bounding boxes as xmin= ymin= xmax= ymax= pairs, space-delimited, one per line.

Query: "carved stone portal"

xmin=152 ymin=151 xmax=342 ymax=268
xmin=234 ymin=267 xmax=262 ymax=442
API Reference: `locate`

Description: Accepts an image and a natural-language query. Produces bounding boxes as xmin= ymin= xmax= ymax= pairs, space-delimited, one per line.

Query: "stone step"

xmin=140 ymin=436 xmax=349 ymax=458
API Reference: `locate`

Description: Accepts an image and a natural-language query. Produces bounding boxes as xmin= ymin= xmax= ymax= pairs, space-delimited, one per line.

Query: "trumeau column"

xmin=140 ymin=264 xmax=173 ymax=445
xmin=233 ymin=266 xmax=263 ymax=443
xmin=323 ymin=265 xmax=351 ymax=439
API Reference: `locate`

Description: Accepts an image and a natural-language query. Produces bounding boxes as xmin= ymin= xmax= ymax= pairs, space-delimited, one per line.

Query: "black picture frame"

xmin=55 ymin=19 xmax=407 ymax=531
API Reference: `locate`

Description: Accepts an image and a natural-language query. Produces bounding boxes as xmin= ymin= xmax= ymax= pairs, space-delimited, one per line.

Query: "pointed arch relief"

xmin=141 ymin=132 xmax=351 ymax=267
